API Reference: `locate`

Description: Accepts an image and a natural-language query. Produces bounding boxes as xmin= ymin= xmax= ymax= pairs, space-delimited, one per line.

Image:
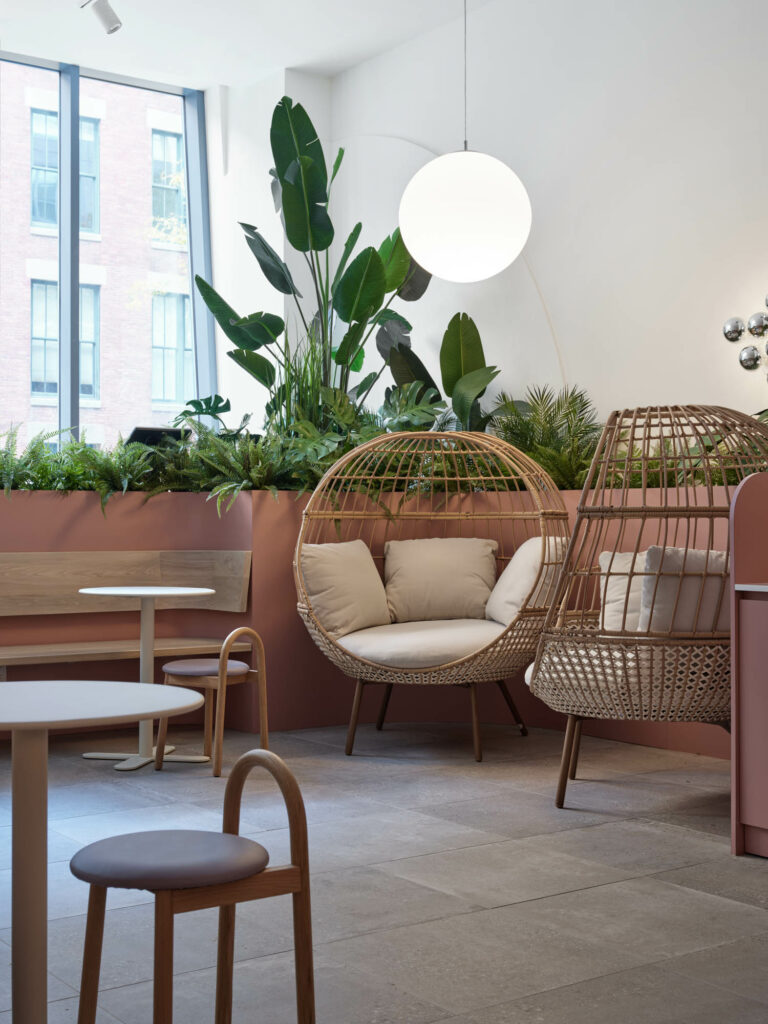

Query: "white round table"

xmin=79 ymin=586 xmax=214 ymax=770
xmin=1 ymin=680 xmax=204 ymax=1024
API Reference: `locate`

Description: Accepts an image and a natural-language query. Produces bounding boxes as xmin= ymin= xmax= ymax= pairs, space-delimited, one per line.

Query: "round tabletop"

xmin=0 ymin=681 xmax=204 ymax=730
xmin=79 ymin=586 xmax=215 ymax=598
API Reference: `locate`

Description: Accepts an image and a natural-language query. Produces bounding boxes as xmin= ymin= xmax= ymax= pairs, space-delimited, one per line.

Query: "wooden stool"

xmin=71 ymin=749 xmax=314 ymax=1024
xmin=155 ymin=627 xmax=269 ymax=776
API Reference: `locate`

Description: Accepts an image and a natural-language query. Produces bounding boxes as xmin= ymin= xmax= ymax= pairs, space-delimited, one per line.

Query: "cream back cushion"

xmin=486 ymin=535 xmax=567 ymax=626
xmin=598 ymin=550 xmax=648 ymax=632
xmin=638 ymin=546 xmax=730 ymax=633
xmin=300 ymin=540 xmax=390 ymax=639
xmin=384 ymin=537 xmax=498 ymax=623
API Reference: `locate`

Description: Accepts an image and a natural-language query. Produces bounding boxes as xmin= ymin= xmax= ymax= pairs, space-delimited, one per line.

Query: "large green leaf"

xmin=371 ymin=309 xmax=412 ymax=330
xmin=330 ymin=146 xmax=344 ymax=185
xmin=334 ymin=321 xmax=366 ymax=366
xmin=239 ymin=223 xmax=301 ymax=297
xmin=349 ymin=371 xmax=377 ymax=403
xmin=232 ymin=312 xmax=285 ymax=349
xmin=452 ymin=366 xmax=500 ymax=430
xmin=378 ymin=228 xmax=411 ymax=292
xmin=331 ymin=222 xmax=362 ymax=295
xmin=388 ymin=343 xmax=440 ymax=397
xmin=195 ymin=276 xmax=253 ymax=348
xmin=333 ymin=247 xmax=387 ymax=324
xmin=398 ymin=257 xmax=432 ymax=301
xmin=270 ymin=96 xmax=327 ymax=186
xmin=376 ymin=317 xmax=411 ymax=361
xmin=440 ymin=313 xmax=486 ymax=397
xmin=281 ymin=155 xmax=334 ymax=253
xmin=227 ymin=348 xmax=276 ymax=390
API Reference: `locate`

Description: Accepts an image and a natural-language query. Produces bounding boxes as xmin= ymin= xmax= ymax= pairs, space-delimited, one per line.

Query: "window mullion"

xmin=58 ymin=63 xmax=79 ymax=440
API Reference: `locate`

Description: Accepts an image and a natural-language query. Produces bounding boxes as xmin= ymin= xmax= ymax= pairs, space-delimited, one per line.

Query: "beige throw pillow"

xmin=384 ymin=537 xmax=498 ymax=622
xmin=300 ymin=540 xmax=390 ymax=639
xmin=486 ymin=535 xmax=567 ymax=626
xmin=598 ymin=549 xmax=647 ymax=632
xmin=638 ymin=546 xmax=729 ymax=633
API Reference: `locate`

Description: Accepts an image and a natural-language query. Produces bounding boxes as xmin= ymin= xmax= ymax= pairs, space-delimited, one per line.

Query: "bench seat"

xmin=0 ymin=636 xmax=252 ymax=669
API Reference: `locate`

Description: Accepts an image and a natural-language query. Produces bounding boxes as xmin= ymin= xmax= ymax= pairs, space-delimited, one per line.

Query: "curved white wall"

xmin=329 ymin=0 xmax=768 ymax=417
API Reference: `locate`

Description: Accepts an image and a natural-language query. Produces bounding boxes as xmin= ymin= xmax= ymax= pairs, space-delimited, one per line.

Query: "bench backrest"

xmin=0 ymin=549 xmax=251 ymax=616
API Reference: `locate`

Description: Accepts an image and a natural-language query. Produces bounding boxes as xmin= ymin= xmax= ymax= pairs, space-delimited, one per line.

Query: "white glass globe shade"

xmin=398 ymin=150 xmax=532 ymax=284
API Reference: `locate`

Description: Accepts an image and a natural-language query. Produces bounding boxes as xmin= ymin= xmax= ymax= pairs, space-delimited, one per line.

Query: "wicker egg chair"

xmin=294 ymin=431 xmax=569 ymax=760
xmin=529 ymin=404 xmax=768 ymax=806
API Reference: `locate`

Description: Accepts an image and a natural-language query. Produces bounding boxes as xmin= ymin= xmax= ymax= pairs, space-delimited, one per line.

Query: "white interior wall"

xmin=326 ymin=0 xmax=768 ymax=418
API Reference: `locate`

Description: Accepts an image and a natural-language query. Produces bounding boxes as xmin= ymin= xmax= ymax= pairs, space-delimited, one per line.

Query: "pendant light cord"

xmin=463 ymin=0 xmax=468 ymax=150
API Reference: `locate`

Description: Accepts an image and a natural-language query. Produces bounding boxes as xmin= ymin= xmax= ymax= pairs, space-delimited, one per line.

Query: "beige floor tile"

xmin=655 ymin=854 xmax=768 ymax=910
xmin=665 ymin=931 xmax=768 ymax=1005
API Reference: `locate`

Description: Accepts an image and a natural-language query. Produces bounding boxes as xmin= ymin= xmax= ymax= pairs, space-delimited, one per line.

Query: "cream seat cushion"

xmin=486 ymin=536 xmax=567 ymax=626
xmin=638 ymin=546 xmax=730 ymax=633
xmin=300 ymin=540 xmax=390 ymax=639
xmin=384 ymin=538 xmax=498 ymax=622
xmin=338 ymin=619 xmax=506 ymax=669
xmin=598 ymin=549 xmax=648 ymax=632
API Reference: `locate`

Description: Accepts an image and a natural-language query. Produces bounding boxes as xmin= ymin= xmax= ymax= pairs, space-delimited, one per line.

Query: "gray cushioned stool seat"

xmin=162 ymin=658 xmax=250 ymax=677
xmin=70 ymin=830 xmax=269 ymax=890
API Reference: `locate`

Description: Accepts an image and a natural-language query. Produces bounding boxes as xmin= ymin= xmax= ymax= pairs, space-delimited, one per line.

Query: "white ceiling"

xmin=0 ymin=0 xmax=488 ymax=89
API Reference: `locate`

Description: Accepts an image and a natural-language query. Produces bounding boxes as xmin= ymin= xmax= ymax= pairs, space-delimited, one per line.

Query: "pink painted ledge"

xmin=0 ymin=488 xmax=730 ymax=759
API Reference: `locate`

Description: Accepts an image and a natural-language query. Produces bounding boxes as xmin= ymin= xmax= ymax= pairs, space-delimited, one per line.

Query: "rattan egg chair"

xmin=529 ymin=404 xmax=768 ymax=806
xmin=294 ymin=431 xmax=569 ymax=760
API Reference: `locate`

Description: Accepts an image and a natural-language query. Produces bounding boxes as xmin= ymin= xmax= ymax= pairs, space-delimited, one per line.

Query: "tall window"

xmin=30 ymin=281 xmax=100 ymax=398
xmin=151 ymin=130 xmax=187 ymax=243
xmin=30 ymin=110 xmax=100 ymax=232
xmin=152 ymin=292 xmax=193 ymax=402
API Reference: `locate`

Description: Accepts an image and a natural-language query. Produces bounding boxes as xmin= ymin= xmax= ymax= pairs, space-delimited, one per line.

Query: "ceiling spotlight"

xmin=81 ymin=0 xmax=122 ymax=34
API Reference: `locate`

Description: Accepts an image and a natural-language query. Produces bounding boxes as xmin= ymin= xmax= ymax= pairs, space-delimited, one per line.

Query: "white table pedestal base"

xmin=82 ymin=743 xmax=177 ymax=771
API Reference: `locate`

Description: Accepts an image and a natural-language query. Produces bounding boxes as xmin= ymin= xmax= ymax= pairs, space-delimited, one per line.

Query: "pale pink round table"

xmin=1 ymin=679 xmax=204 ymax=1024
xmin=79 ymin=585 xmax=214 ymax=770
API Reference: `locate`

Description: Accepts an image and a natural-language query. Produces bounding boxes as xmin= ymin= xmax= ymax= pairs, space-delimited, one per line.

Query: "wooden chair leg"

xmin=568 ymin=718 xmax=583 ymax=780
xmin=495 ymin=679 xmax=528 ymax=736
xmin=556 ymin=715 xmax=579 ymax=808
xmin=254 ymin=646 xmax=270 ymax=750
xmin=213 ymin=679 xmax=228 ymax=778
xmin=469 ymin=683 xmax=482 ymax=763
xmin=345 ymin=680 xmax=365 ymax=756
xmin=153 ymin=892 xmax=174 ymax=1024
xmin=376 ymin=683 xmax=393 ymax=731
xmin=214 ymin=904 xmax=236 ymax=1024
xmin=203 ymin=690 xmax=214 ymax=759
xmin=292 ymin=887 xmax=316 ymax=1024
xmin=77 ymin=885 xmax=107 ymax=1024
xmin=154 ymin=674 xmax=171 ymax=771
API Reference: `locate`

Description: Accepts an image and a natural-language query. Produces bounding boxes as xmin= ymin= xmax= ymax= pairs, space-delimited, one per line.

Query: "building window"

xmin=30 ymin=110 xmax=100 ymax=232
xmin=30 ymin=280 xmax=100 ymax=398
xmin=152 ymin=130 xmax=187 ymax=244
xmin=152 ymin=292 xmax=194 ymax=402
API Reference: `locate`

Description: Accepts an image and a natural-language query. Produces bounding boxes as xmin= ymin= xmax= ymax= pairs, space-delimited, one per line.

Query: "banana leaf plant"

xmin=194 ymin=96 xmax=430 ymax=427
xmin=385 ymin=312 xmax=503 ymax=431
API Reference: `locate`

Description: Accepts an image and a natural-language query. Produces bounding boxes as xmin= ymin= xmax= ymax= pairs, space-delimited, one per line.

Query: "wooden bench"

xmin=0 ymin=549 xmax=253 ymax=679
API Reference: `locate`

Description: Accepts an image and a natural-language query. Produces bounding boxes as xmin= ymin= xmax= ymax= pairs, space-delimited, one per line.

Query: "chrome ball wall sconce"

xmin=723 ymin=302 xmax=768 ymax=372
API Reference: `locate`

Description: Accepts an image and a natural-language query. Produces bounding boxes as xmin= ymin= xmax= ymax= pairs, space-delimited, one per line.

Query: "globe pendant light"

xmin=398 ymin=0 xmax=532 ymax=284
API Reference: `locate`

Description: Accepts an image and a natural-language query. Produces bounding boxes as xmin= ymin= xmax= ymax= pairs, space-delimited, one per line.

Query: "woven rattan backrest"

xmin=549 ymin=405 xmax=768 ymax=637
xmin=296 ymin=431 xmax=569 ymax=614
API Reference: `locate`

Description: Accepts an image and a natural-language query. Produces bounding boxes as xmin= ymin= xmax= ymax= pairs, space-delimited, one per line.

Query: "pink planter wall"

xmin=0 ymin=488 xmax=730 ymax=758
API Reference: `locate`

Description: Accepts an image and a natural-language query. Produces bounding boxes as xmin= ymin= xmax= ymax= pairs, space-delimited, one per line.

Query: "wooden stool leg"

xmin=203 ymin=691 xmax=214 ymax=759
xmin=213 ymin=679 xmax=229 ymax=778
xmin=77 ymin=884 xmax=107 ymax=1024
xmin=556 ymin=715 xmax=579 ymax=808
xmin=495 ymin=679 xmax=528 ymax=736
xmin=153 ymin=892 xmax=174 ymax=1024
xmin=154 ymin=674 xmax=171 ymax=771
xmin=214 ymin=904 xmax=236 ymax=1024
xmin=292 ymin=887 xmax=315 ymax=1024
xmin=345 ymin=680 xmax=365 ymax=756
xmin=568 ymin=718 xmax=583 ymax=780
xmin=255 ymin=645 xmax=270 ymax=750
xmin=376 ymin=683 xmax=393 ymax=731
xmin=469 ymin=684 xmax=482 ymax=763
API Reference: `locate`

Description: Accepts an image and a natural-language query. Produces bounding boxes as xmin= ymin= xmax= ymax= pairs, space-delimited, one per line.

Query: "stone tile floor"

xmin=1 ymin=722 xmax=766 ymax=1023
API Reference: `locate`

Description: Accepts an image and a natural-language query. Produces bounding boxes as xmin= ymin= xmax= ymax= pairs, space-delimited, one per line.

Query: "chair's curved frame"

xmin=76 ymin=749 xmax=314 ymax=1024
xmin=294 ymin=431 xmax=570 ymax=760
xmin=528 ymin=404 xmax=768 ymax=806
xmin=155 ymin=626 xmax=269 ymax=776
